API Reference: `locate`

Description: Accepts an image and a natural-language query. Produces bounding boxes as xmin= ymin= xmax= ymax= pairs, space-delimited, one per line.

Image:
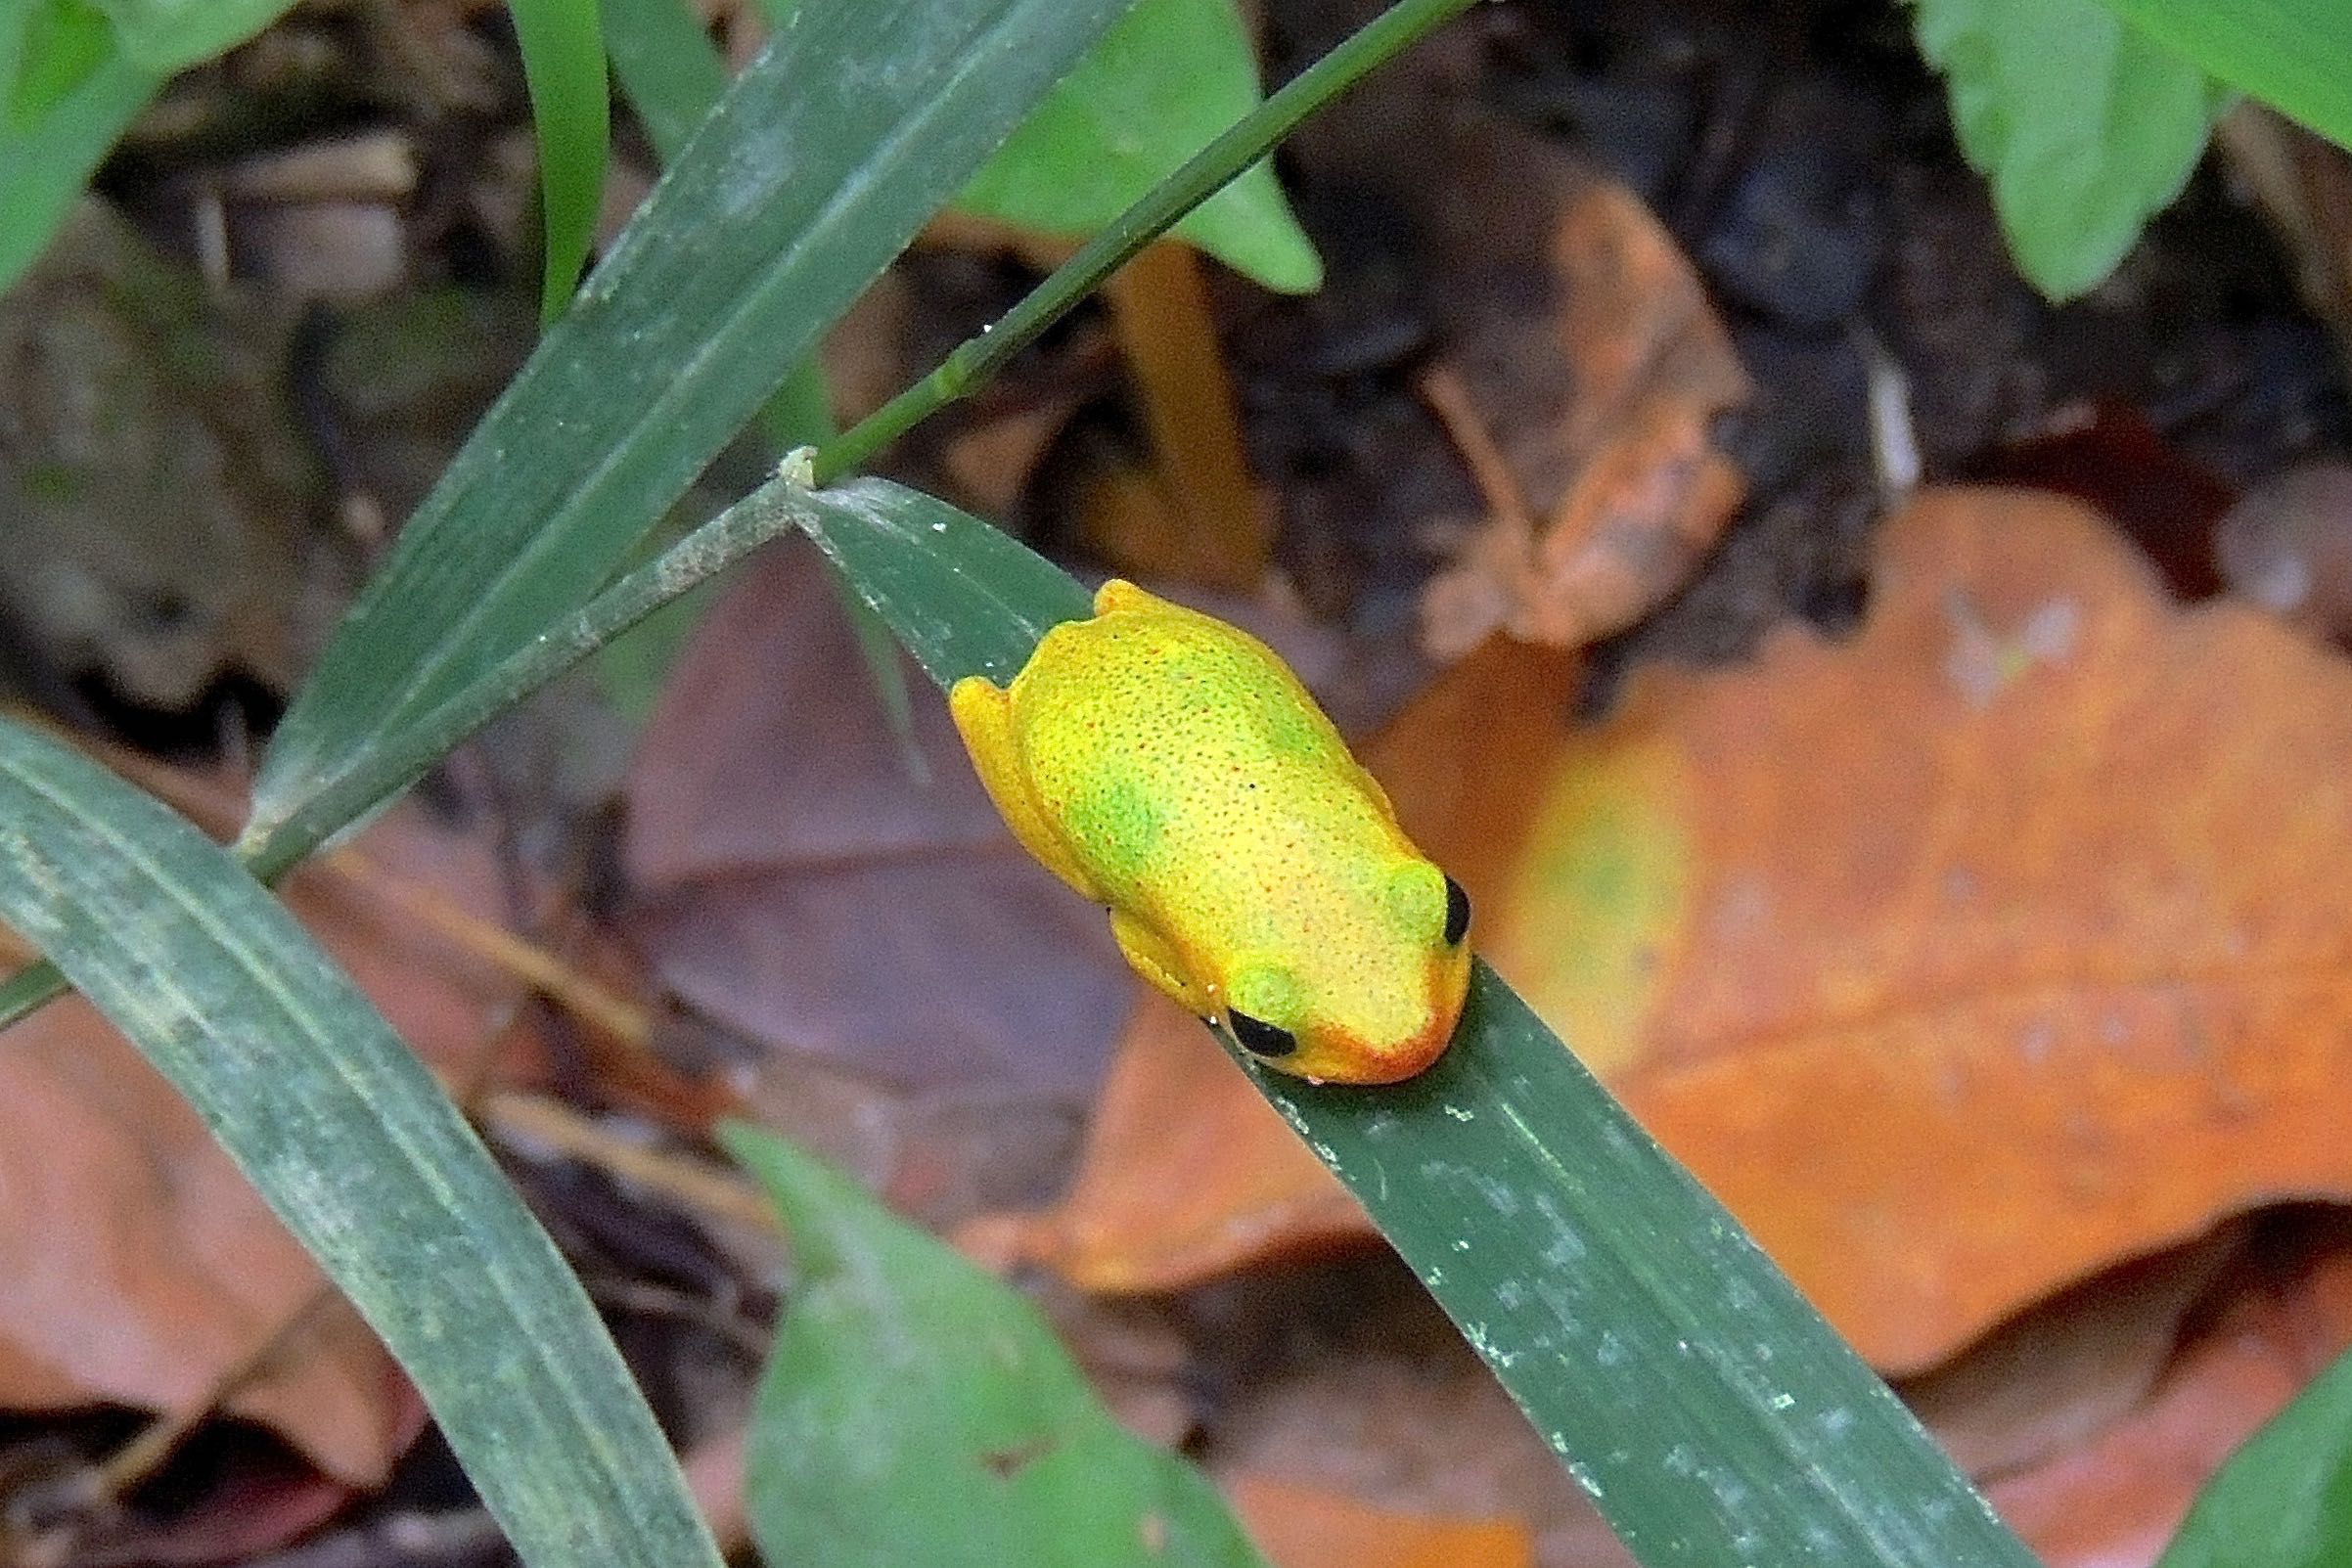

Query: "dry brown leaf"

xmin=1418 ymin=128 xmax=1750 ymax=658
xmin=1901 ymin=1226 xmax=2245 ymax=1480
xmin=2215 ymin=460 xmax=2352 ymax=641
xmin=981 ymin=485 xmax=2352 ymax=1382
xmin=1976 ymin=401 xmax=2236 ymax=600
xmin=0 ymin=750 xmax=538 ymax=1486
xmin=624 ymin=538 xmax=1133 ymax=1097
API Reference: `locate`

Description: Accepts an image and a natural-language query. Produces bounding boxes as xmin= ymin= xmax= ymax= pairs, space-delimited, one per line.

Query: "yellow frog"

xmin=949 ymin=581 xmax=1470 ymax=1083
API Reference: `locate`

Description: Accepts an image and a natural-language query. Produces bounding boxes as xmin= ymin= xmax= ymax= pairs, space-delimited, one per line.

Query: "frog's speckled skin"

xmin=949 ymin=580 xmax=1471 ymax=1084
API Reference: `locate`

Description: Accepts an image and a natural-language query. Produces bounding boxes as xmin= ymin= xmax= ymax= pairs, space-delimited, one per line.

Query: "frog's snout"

xmin=1311 ymin=948 xmax=1472 ymax=1085
xmin=1343 ymin=1018 xmax=1458 ymax=1084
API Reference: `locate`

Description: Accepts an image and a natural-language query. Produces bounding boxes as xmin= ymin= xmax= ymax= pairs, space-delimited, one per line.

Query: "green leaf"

xmin=0 ymin=718 xmax=724 ymax=1568
xmin=721 ymin=1122 xmax=1271 ymax=1568
xmin=247 ymin=0 xmax=1137 ymax=843
xmin=1913 ymin=0 xmax=2232 ymax=300
xmin=793 ymin=476 xmax=2041 ymax=1568
xmin=598 ymin=0 xmax=729 ymax=162
xmin=2093 ymin=0 xmax=2352 ymax=153
xmin=954 ymin=0 xmax=1322 ymax=292
xmin=784 ymin=478 xmax=1094 ymax=687
xmin=9 ymin=0 xmax=110 ymax=124
xmin=506 ymin=0 xmax=611 ymax=322
xmin=88 ymin=0 xmax=292 ymax=73
xmin=593 ymin=0 xmax=917 ymax=749
xmin=2156 ymin=1344 xmax=2352 ymax=1568
xmin=0 ymin=3 xmax=160 ymax=296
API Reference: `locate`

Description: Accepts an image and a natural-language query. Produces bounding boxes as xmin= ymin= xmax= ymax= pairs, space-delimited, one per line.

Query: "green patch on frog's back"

xmin=1252 ymin=691 xmax=1334 ymax=762
xmin=1057 ymin=773 xmax=1167 ymax=882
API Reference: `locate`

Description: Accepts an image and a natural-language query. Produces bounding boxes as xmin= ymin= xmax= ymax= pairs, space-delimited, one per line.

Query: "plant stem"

xmin=811 ymin=0 xmax=1481 ymax=480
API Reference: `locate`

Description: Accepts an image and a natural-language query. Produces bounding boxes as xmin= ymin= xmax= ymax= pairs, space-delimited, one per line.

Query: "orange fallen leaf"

xmin=0 ymin=747 xmax=540 ymax=1486
xmin=1226 ymin=1473 xmax=1531 ymax=1568
xmin=980 ymin=485 xmax=2352 ymax=1380
xmin=1419 ymin=132 xmax=1750 ymax=658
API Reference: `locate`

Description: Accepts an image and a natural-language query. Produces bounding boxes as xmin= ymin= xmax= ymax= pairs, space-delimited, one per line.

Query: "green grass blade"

xmin=505 ymin=0 xmax=611 ymax=322
xmin=247 ymin=0 xmax=1136 ymax=841
xmin=817 ymin=0 xmax=1476 ymax=478
xmin=723 ymin=1123 xmax=1271 ymax=1567
xmin=0 ymin=718 xmax=724 ymax=1568
xmin=597 ymin=0 xmax=728 ymax=160
xmin=735 ymin=0 xmax=1321 ymax=292
xmin=0 ymin=472 xmax=843 ymax=1037
xmin=595 ymin=0 xmax=916 ymax=755
xmin=4 ymin=0 xmax=1482 ymax=1030
xmin=2156 ymin=1344 xmax=2352 ymax=1568
xmin=792 ymin=477 xmax=2041 ymax=1568
xmin=2095 ymin=0 xmax=2352 ymax=151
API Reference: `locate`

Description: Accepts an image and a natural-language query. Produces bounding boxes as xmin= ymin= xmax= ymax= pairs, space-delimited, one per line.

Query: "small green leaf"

xmin=88 ymin=0 xmax=292 ymax=73
xmin=955 ymin=0 xmax=1323 ymax=293
xmin=721 ymin=1122 xmax=1272 ymax=1568
xmin=1913 ymin=0 xmax=2231 ymax=299
xmin=2093 ymin=0 xmax=2352 ymax=153
xmin=0 ymin=718 xmax=724 ymax=1568
xmin=506 ymin=0 xmax=611 ymax=322
xmin=2156 ymin=1343 xmax=2352 ymax=1568
xmin=9 ymin=0 xmax=111 ymax=125
xmin=0 ymin=3 xmax=159 ymax=296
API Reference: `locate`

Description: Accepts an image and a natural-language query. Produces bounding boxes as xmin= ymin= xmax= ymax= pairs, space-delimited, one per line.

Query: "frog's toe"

xmin=1092 ymin=579 xmax=1163 ymax=616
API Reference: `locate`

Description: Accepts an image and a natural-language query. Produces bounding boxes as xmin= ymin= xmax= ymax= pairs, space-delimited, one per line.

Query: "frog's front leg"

xmin=949 ymin=675 xmax=1105 ymax=903
xmin=1109 ymin=909 xmax=1209 ymax=1015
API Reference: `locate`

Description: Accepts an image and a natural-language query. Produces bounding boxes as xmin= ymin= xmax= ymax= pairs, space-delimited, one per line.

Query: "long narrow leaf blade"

xmin=598 ymin=0 xmax=729 ymax=160
xmin=0 ymin=720 xmax=724 ymax=1568
xmin=249 ymin=0 xmax=1135 ymax=837
xmin=793 ymin=477 xmax=2040 ymax=1568
xmin=506 ymin=0 xmax=611 ymax=321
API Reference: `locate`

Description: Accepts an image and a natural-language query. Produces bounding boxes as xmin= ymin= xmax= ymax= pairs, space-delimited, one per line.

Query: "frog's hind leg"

xmin=949 ymin=676 xmax=1105 ymax=903
xmin=1109 ymin=910 xmax=1208 ymax=1015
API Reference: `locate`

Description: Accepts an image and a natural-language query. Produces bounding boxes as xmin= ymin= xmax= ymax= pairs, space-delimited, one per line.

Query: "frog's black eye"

xmin=1442 ymin=874 xmax=1471 ymax=946
xmin=1228 ymin=1010 xmax=1297 ymax=1057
